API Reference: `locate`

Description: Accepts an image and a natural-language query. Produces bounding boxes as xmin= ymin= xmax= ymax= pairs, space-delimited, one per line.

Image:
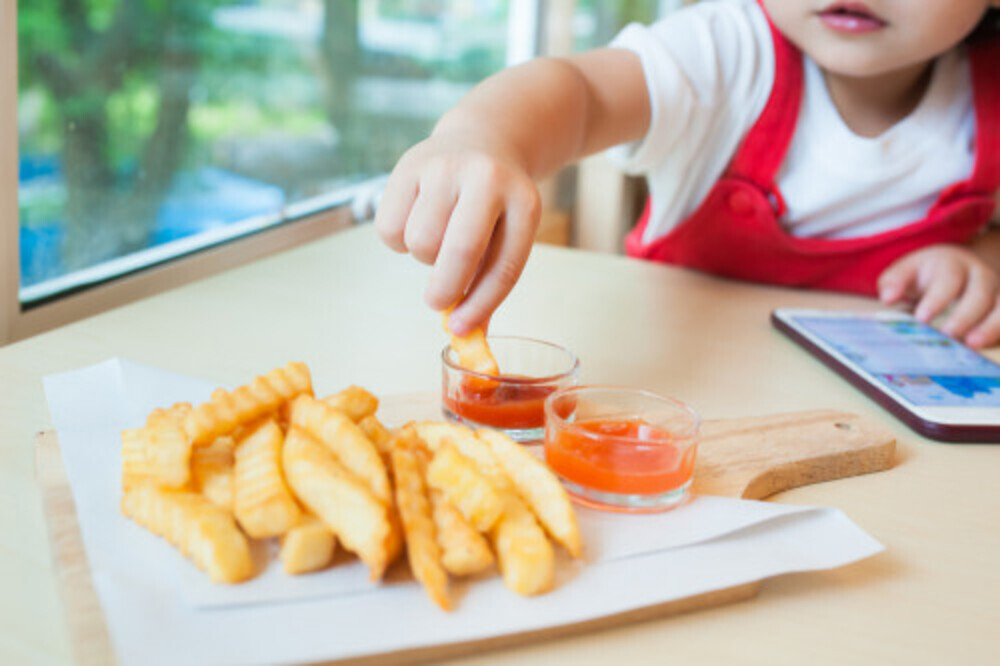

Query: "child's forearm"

xmin=971 ymin=226 xmax=1000 ymax=274
xmin=431 ymin=50 xmax=649 ymax=180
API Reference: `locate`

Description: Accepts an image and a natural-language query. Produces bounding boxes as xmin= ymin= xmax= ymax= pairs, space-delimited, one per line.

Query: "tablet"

xmin=771 ymin=308 xmax=1000 ymax=443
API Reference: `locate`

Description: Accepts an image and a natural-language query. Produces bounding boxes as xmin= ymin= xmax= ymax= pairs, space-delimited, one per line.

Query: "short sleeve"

xmin=603 ymin=0 xmax=776 ymax=241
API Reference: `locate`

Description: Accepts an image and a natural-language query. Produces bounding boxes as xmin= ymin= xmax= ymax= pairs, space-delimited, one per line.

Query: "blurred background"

xmin=17 ymin=0 xmax=680 ymax=305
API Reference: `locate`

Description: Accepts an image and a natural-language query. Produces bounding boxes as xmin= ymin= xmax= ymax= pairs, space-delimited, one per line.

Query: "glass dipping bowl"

xmin=543 ymin=386 xmax=700 ymax=513
xmin=441 ymin=335 xmax=579 ymax=443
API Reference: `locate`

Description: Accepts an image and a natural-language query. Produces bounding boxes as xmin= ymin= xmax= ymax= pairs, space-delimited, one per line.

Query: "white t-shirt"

xmin=606 ymin=0 xmax=977 ymax=245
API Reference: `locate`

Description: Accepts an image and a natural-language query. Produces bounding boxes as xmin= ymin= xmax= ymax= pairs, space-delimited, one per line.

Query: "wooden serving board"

xmin=34 ymin=407 xmax=895 ymax=666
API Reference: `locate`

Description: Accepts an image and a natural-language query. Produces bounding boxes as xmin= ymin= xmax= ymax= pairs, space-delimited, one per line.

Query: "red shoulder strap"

xmin=724 ymin=3 xmax=803 ymax=193
xmin=964 ymin=37 xmax=1000 ymax=194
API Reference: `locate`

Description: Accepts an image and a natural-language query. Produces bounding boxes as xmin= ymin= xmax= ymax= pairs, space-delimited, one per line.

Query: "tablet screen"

xmin=790 ymin=315 xmax=1000 ymax=408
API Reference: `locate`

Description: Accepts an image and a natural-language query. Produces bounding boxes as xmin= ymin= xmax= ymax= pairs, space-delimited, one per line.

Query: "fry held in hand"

xmin=290 ymin=394 xmax=391 ymax=505
xmin=122 ymin=483 xmax=253 ymax=584
xmin=233 ymin=419 xmax=301 ymax=539
xmin=282 ymin=427 xmax=396 ymax=580
xmin=442 ymin=310 xmax=499 ymax=377
xmin=391 ymin=431 xmax=451 ymax=610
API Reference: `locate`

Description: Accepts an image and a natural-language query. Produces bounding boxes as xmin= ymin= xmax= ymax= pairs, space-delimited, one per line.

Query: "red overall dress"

xmin=624 ymin=19 xmax=1000 ymax=295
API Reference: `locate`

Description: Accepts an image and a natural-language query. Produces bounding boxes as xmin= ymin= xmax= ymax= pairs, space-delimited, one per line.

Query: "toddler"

xmin=375 ymin=0 xmax=1000 ymax=348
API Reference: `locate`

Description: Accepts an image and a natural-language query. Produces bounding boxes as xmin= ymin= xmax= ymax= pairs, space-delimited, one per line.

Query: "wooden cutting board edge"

xmin=34 ymin=430 xmax=762 ymax=666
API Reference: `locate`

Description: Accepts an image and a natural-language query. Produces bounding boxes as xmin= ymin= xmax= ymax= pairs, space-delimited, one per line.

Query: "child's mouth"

xmin=817 ymin=2 xmax=888 ymax=33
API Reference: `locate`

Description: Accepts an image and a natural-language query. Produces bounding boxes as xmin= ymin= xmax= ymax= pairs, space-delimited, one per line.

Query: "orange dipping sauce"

xmin=442 ymin=378 xmax=556 ymax=430
xmin=544 ymin=418 xmax=697 ymax=495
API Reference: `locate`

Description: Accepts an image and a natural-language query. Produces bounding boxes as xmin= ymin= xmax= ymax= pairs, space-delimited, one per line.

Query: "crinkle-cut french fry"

xmin=120 ymin=405 xmax=192 ymax=491
xmin=410 ymin=422 xmax=509 ymax=487
xmin=490 ymin=492 xmax=555 ymax=596
xmin=442 ymin=311 xmax=499 ymax=377
xmin=121 ymin=483 xmax=253 ymax=584
xmin=145 ymin=405 xmax=193 ymax=488
xmin=289 ymin=394 xmax=391 ymax=505
xmin=391 ymin=433 xmax=451 ymax=610
xmin=357 ymin=414 xmax=392 ymax=457
xmin=413 ymin=425 xmax=553 ymax=594
xmin=430 ymin=488 xmax=494 ymax=576
xmin=476 ymin=428 xmax=582 ymax=558
xmin=191 ymin=435 xmax=235 ymax=510
xmin=121 ymin=428 xmax=155 ymax=492
xmin=280 ymin=515 xmax=337 ymax=575
xmin=323 ymin=385 xmax=379 ymax=423
xmin=184 ymin=361 xmax=313 ymax=446
xmin=282 ymin=428 xmax=394 ymax=580
xmin=426 ymin=440 xmax=503 ymax=533
xmin=233 ymin=419 xmax=301 ymax=539
xmin=164 ymin=402 xmax=193 ymax=422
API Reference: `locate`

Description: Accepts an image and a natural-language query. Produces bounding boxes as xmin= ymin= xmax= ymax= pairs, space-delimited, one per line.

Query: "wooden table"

xmin=3 ymin=225 xmax=998 ymax=665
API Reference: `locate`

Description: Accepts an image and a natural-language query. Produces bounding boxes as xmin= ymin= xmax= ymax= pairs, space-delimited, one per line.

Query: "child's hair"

xmin=968 ymin=9 xmax=1000 ymax=42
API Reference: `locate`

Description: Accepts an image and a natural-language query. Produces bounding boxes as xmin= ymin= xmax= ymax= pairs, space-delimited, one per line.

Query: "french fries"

xmin=119 ymin=361 xmax=583 ymax=610
xmin=233 ymin=419 xmax=301 ymax=539
xmin=476 ymin=428 xmax=582 ymax=558
xmin=121 ymin=483 xmax=253 ymax=584
xmin=358 ymin=414 xmax=392 ymax=458
xmin=121 ymin=404 xmax=193 ymax=491
xmin=324 ymin=385 xmax=379 ymax=422
xmin=191 ymin=435 xmax=235 ymax=510
xmin=426 ymin=441 xmax=503 ymax=532
xmin=430 ymin=489 xmax=494 ymax=576
xmin=282 ymin=427 xmax=396 ymax=580
xmin=390 ymin=430 xmax=450 ymax=610
xmin=290 ymin=394 xmax=392 ymax=506
xmin=491 ymin=492 xmax=555 ymax=596
xmin=411 ymin=421 xmax=557 ymax=595
xmin=184 ymin=362 xmax=313 ymax=446
xmin=280 ymin=515 xmax=337 ymax=575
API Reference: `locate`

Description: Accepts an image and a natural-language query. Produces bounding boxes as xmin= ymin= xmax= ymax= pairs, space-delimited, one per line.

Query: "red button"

xmin=728 ymin=190 xmax=755 ymax=215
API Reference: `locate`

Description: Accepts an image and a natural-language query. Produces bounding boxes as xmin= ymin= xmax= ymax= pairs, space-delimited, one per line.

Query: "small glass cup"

xmin=441 ymin=335 xmax=579 ymax=443
xmin=543 ymin=386 xmax=700 ymax=513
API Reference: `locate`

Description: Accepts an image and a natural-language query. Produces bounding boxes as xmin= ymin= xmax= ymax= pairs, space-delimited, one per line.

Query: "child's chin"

xmin=807 ymin=48 xmax=912 ymax=80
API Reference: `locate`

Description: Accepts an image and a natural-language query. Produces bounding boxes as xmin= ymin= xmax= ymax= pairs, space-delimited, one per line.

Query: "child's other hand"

xmin=878 ymin=245 xmax=1000 ymax=348
xmin=374 ymin=134 xmax=541 ymax=335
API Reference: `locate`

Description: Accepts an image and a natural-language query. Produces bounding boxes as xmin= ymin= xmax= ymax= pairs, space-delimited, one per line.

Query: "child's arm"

xmin=877 ymin=229 xmax=1000 ymax=349
xmin=375 ymin=49 xmax=650 ymax=334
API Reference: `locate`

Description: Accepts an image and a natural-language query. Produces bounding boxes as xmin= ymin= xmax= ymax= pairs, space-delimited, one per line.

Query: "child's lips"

xmin=818 ymin=2 xmax=887 ymax=33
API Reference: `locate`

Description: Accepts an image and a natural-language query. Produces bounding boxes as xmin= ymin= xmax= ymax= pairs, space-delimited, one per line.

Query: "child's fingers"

xmin=449 ymin=189 xmax=540 ymax=333
xmin=877 ymin=257 xmax=921 ymax=305
xmin=423 ymin=186 xmax=504 ymax=312
xmin=913 ymin=269 xmax=965 ymax=323
xmin=940 ymin=269 xmax=999 ymax=340
xmin=403 ymin=180 xmax=458 ymax=265
xmin=964 ymin=297 xmax=1000 ymax=349
xmin=375 ymin=161 xmax=419 ymax=253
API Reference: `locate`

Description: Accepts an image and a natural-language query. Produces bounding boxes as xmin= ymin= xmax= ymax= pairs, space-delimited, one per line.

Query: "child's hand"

xmin=878 ymin=245 xmax=1000 ymax=348
xmin=374 ymin=133 xmax=541 ymax=335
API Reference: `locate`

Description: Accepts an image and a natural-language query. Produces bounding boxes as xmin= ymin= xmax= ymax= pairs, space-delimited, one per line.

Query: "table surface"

xmin=3 ymin=225 xmax=999 ymax=665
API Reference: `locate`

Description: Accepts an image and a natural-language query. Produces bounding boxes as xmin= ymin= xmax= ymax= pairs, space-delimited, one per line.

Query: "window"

xmin=4 ymin=0 xmax=665 ymax=344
